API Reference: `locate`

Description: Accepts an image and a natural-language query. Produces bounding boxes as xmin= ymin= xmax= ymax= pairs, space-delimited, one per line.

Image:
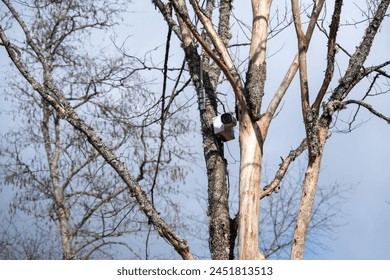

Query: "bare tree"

xmin=1 ymin=0 xmax=388 ymax=260
xmin=289 ymin=0 xmax=389 ymax=259
xmin=0 ymin=215 xmax=61 ymax=259
xmin=151 ymin=0 xmax=389 ymax=259
xmin=0 ymin=0 xmax=192 ymax=259
xmin=182 ymin=162 xmax=349 ymax=260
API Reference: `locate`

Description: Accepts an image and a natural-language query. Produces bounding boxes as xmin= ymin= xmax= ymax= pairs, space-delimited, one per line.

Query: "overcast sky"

xmin=1 ymin=1 xmax=389 ymax=260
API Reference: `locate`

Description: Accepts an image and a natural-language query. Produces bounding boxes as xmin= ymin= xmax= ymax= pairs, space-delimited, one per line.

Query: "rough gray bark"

xmin=180 ymin=0 xmax=233 ymax=260
xmin=154 ymin=0 xmax=236 ymax=259
xmin=245 ymin=63 xmax=266 ymax=121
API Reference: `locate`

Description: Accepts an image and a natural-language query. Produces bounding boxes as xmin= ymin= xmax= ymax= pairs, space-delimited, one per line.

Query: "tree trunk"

xmin=174 ymin=0 xmax=232 ymax=259
xmin=41 ymin=103 xmax=74 ymax=259
xmin=237 ymin=0 xmax=271 ymax=260
xmin=290 ymin=125 xmax=328 ymax=259
xmin=199 ymin=59 xmax=231 ymax=260
xmin=238 ymin=113 xmax=265 ymax=260
xmin=205 ymin=132 xmax=231 ymax=259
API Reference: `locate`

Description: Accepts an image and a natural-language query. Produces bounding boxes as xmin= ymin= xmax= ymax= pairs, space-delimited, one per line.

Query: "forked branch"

xmin=170 ymin=0 xmax=247 ymax=112
xmin=264 ymin=0 xmax=325 ymax=130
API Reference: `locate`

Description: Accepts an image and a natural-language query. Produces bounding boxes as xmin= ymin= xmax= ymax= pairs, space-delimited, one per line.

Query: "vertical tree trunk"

xmin=200 ymin=55 xmax=231 ymax=260
xmin=205 ymin=127 xmax=231 ymax=260
xmin=238 ymin=114 xmax=265 ymax=260
xmin=290 ymin=125 xmax=328 ymax=259
xmin=200 ymin=59 xmax=231 ymax=260
xmin=174 ymin=0 xmax=232 ymax=259
xmin=41 ymin=103 xmax=74 ymax=259
xmin=57 ymin=205 xmax=73 ymax=260
xmin=237 ymin=0 xmax=271 ymax=260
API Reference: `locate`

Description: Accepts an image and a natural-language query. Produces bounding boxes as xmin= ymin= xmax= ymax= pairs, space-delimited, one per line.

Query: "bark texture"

xmin=237 ymin=0 xmax=271 ymax=260
xmin=290 ymin=0 xmax=389 ymax=259
xmin=173 ymin=0 xmax=233 ymax=259
xmin=238 ymin=113 xmax=265 ymax=260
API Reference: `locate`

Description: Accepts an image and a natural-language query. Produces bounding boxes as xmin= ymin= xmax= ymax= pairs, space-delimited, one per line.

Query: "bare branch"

xmin=291 ymin=0 xmax=315 ymax=156
xmin=188 ymin=0 xmax=235 ymax=70
xmin=150 ymin=26 xmax=172 ymax=206
xmin=261 ymin=138 xmax=307 ymax=199
xmin=0 ymin=3 xmax=194 ymax=260
xmin=264 ymin=0 xmax=325 ymax=129
xmin=364 ymin=60 xmax=390 ymax=78
xmin=312 ymin=0 xmax=343 ymax=112
xmin=152 ymin=0 xmax=182 ymax=40
xmin=170 ymin=0 xmax=247 ymax=112
xmin=328 ymin=0 xmax=390 ymax=103
xmin=344 ymin=99 xmax=390 ymax=123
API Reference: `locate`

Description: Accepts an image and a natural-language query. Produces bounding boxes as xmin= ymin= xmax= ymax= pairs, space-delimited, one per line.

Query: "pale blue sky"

xmin=1 ymin=1 xmax=389 ymax=260
xmin=127 ymin=1 xmax=390 ymax=259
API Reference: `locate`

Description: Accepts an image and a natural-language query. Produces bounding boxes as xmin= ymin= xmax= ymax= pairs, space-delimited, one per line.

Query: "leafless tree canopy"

xmin=1 ymin=0 xmax=389 ymax=259
xmin=1 ymin=0 xmax=193 ymax=259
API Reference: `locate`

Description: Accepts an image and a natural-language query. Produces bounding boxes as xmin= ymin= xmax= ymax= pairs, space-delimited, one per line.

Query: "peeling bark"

xmin=290 ymin=0 xmax=389 ymax=259
xmin=237 ymin=0 xmax=271 ymax=260
xmin=290 ymin=125 xmax=328 ymax=259
xmin=238 ymin=113 xmax=265 ymax=260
